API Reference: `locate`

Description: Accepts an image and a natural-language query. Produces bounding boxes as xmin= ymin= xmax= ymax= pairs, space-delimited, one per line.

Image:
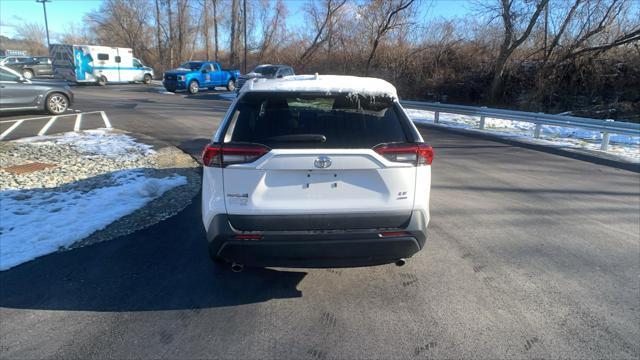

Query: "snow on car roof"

xmin=242 ymin=74 xmax=398 ymax=99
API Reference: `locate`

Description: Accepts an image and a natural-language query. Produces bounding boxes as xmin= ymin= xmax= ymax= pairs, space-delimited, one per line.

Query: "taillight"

xmin=202 ymin=145 xmax=222 ymax=166
xmin=378 ymin=231 xmax=410 ymax=238
xmin=234 ymin=234 xmax=263 ymax=240
xmin=374 ymin=143 xmax=434 ymax=166
xmin=202 ymin=144 xmax=270 ymax=167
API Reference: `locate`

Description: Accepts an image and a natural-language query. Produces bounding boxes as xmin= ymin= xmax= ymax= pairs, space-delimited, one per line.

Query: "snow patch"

xmin=245 ymin=75 xmax=398 ymax=99
xmin=405 ymin=109 xmax=640 ymax=162
xmin=16 ymin=129 xmax=154 ymax=160
xmin=0 ymin=170 xmax=187 ymax=271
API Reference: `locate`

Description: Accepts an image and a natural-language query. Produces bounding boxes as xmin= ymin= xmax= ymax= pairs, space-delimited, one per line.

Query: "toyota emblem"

xmin=314 ymin=156 xmax=332 ymax=169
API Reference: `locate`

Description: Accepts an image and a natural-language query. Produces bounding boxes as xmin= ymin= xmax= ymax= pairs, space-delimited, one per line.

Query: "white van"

xmin=50 ymin=44 xmax=154 ymax=85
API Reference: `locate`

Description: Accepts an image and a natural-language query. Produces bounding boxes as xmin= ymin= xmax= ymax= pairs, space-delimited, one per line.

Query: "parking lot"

xmin=1 ymin=84 xmax=638 ymax=359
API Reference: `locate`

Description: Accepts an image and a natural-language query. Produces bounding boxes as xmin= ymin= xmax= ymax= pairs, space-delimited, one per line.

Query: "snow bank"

xmin=16 ymin=129 xmax=154 ymax=160
xmin=246 ymin=75 xmax=398 ymax=99
xmin=405 ymin=108 xmax=640 ymax=161
xmin=0 ymin=169 xmax=186 ymax=271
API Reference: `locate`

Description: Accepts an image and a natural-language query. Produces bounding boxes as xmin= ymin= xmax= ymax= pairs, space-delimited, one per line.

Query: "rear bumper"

xmin=206 ymin=210 xmax=428 ymax=268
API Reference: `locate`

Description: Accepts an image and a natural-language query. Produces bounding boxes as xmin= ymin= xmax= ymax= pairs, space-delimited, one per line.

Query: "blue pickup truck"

xmin=163 ymin=61 xmax=240 ymax=94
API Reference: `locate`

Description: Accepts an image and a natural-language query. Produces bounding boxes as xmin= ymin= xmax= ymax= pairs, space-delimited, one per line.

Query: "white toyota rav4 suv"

xmin=202 ymin=75 xmax=432 ymax=270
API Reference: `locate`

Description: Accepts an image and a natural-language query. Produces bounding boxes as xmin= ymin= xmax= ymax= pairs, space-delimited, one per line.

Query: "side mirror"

xmin=201 ymin=68 xmax=208 ymax=73
xmin=17 ymin=77 xmax=29 ymax=83
xmin=277 ymin=74 xmax=283 ymax=78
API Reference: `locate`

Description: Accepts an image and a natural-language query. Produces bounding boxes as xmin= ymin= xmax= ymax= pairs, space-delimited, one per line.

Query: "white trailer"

xmin=50 ymin=44 xmax=154 ymax=85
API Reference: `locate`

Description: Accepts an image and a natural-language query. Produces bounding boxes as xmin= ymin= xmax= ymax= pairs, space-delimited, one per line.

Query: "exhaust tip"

xmin=395 ymin=259 xmax=407 ymax=267
xmin=231 ymin=263 xmax=244 ymax=272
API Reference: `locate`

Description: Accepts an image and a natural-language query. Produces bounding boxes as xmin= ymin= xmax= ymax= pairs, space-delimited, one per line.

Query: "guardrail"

xmin=400 ymin=100 xmax=640 ymax=151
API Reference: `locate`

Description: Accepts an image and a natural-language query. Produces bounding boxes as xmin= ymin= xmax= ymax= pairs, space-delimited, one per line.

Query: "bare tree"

xmin=299 ymin=0 xmax=347 ymax=65
xmin=154 ymin=0 xmax=164 ymax=70
xmin=58 ymin=22 xmax=95 ymax=45
xmin=87 ymin=0 xmax=153 ymax=61
xmin=175 ymin=0 xmax=189 ymax=64
xmin=15 ymin=22 xmax=47 ymax=55
xmin=363 ymin=0 xmax=416 ymax=75
xmin=168 ymin=0 xmax=174 ymax=66
xmin=257 ymin=0 xmax=286 ymax=63
xmin=487 ymin=0 xmax=549 ymax=101
xmin=17 ymin=0 xmax=636 ymax=119
xmin=229 ymin=0 xmax=240 ymax=66
xmin=212 ymin=0 xmax=219 ymax=61
xmin=202 ymin=0 xmax=209 ymax=60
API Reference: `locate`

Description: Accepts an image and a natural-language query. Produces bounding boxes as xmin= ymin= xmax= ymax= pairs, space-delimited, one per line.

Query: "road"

xmin=1 ymin=84 xmax=639 ymax=359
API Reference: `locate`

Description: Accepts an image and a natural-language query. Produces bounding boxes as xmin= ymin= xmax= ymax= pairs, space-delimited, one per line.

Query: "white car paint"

xmin=201 ymin=75 xmax=432 ymax=266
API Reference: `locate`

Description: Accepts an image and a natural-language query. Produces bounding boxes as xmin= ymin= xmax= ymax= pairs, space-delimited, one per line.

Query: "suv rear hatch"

xmin=204 ymin=92 xmax=432 ymax=231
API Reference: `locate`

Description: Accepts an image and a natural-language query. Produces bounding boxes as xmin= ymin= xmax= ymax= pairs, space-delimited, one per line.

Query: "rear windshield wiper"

xmin=267 ymin=134 xmax=327 ymax=143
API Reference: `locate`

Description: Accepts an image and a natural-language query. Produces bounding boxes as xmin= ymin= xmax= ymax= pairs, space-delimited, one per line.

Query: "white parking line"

xmin=0 ymin=120 xmax=24 ymax=140
xmin=74 ymin=113 xmax=82 ymax=132
xmin=0 ymin=111 xmax=102 ymax=124
xmin=100 ymin=111 xmax=112 ymax=128
xmin=38 ymin=116 xmax=58 ymax=136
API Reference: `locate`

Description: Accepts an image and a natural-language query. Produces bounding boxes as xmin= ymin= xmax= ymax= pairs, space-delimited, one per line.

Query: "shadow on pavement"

xmin=184 ymin=91 xmax=236 ymax=102
xmin=0 ymin=109 xmax=62 ymax=118
xmin=179 ymin=138 xmax=211 ymax=161
xmin=0 ymin=190 xmax=306 ymax=312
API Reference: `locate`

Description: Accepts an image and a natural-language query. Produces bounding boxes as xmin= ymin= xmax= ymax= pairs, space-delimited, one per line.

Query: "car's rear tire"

xmin=22 ymin=69 xmax=34 ymax=80
xmin=143 ymin=74 xmax=152 ymax=84
xmin=188 ymin=80 xmax=199 ymax=94
xmin=45 ymin=93 xmax=69 ymax=115
xmin=97 ymin=76 xmax=107 ymax=86
xmin=226 ymin=79 xmax=235 ymax=92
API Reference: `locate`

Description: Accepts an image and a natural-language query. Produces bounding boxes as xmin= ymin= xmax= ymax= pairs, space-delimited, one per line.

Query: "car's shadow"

xmin=0 ymin=191 xmax=306 ymax=312
xmin=0 ymin=109 xmax=75 ymax=119
xmin=184 ymin=91 xmax=236 ymax=102
xmin=179 ymin=138 xmax=211 ymax=161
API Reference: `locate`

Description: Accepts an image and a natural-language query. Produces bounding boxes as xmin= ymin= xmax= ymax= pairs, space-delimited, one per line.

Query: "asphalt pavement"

xmin=1 ymin=84 xmax=638 ymax=359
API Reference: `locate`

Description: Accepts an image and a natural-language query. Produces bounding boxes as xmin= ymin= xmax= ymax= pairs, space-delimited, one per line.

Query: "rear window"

xmin=254 ymin=66 xmax=278 ymax=76
xmin=223 ymin=92 xmax=408 ymax=149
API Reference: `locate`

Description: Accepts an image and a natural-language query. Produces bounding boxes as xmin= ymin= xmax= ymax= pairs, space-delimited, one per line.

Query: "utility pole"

xmin=243 ymin=0 xmax=247 ymax=73
xmin=36 ymin=0 xmax=51 ymax=48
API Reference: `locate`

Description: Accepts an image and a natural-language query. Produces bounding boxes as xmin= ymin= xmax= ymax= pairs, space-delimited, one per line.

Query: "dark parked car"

xmin=1 ymin=57 xmax=53 ymax=79
xmin=0 ymin=66 xmax=73 ymax=115
xmin=236 ymin=64 xmax=294 ymax=92
xmin=18 ymin=57 xmax=54 ymax=79
xmin=0 ymin=56 xmax=31 ymax=67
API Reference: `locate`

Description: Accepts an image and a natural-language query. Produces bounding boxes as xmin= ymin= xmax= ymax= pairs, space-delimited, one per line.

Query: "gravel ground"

xmin=0 ymin=129 xmax=201 ymax=251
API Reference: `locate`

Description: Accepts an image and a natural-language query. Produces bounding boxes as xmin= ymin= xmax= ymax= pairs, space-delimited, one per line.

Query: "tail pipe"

xmin=395 ymin=259 xmax=407 ymax=267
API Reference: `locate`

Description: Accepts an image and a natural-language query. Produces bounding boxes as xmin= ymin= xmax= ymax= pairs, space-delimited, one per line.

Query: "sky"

xmin=0 ymin=0 xmax=473 ymax=41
